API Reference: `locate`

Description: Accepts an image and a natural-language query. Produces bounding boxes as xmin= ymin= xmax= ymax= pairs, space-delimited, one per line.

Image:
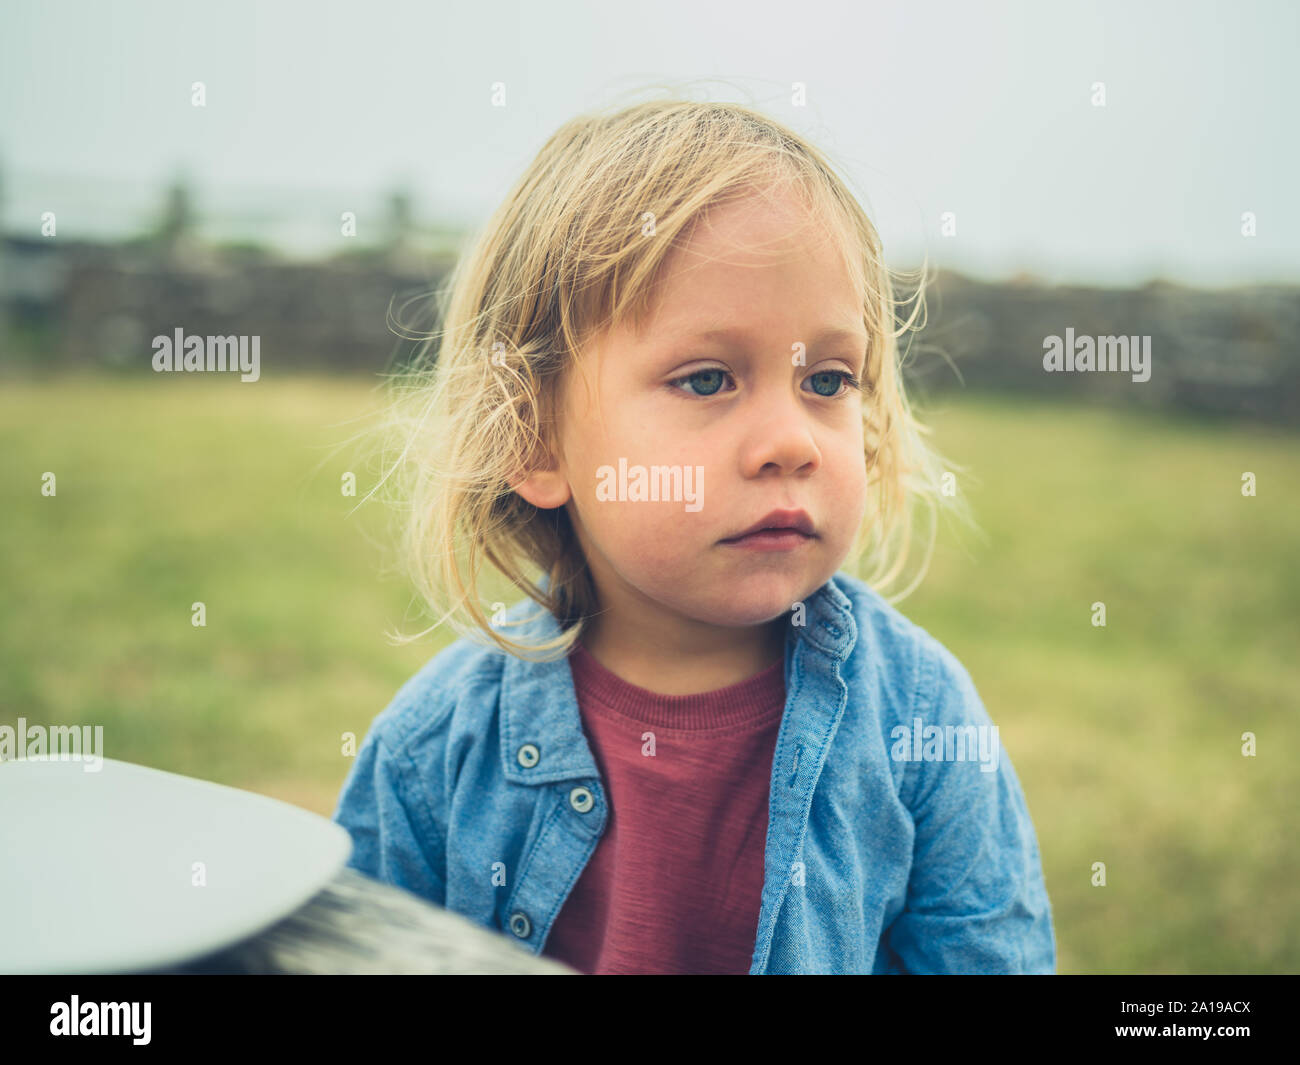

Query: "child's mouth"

xmin=719 ymin=508 xmax=816 ymax=548
xmin=720 ymin=528 xmax=814 ymax=551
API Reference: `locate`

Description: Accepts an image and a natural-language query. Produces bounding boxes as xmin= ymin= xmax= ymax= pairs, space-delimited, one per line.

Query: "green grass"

xmin=901 ymin=392 xmax=1299 ymax=974
xmin=1 ymin=375 xmax=1296 ymax=974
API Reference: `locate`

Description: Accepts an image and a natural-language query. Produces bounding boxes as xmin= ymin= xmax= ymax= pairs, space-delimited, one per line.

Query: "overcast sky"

xmin=1 ymin=0 xmax=1295 ymax=286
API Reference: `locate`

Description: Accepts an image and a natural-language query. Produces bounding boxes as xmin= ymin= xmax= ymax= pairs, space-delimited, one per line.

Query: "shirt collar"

xmin=498 ymin=572 xmax=857 ymax=785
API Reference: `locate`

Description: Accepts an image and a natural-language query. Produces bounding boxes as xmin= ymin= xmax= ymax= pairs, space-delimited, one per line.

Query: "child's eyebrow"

xmin=676 ymin=325 xmax=864 ymax=348
xmin=662 ymin=325 xmax=868 ymax=370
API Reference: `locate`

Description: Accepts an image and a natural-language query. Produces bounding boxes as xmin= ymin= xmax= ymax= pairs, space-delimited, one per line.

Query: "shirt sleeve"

xmin=886 ymin=638 xmax=1057 ymax=973
xmin=331 ymin=726 xmax=446 ymax=907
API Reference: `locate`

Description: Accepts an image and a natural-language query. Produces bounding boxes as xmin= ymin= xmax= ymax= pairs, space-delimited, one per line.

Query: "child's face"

xmin=517 ymin=187 xmax=869 ymax=633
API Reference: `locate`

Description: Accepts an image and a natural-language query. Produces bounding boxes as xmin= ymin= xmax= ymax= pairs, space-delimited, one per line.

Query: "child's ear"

xmin=510 ymin=466 xmax=571 ymax=510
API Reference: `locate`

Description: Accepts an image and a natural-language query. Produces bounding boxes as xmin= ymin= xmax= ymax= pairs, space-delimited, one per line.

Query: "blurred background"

xmin=1 ymin=0 xmax=1296 ymax=974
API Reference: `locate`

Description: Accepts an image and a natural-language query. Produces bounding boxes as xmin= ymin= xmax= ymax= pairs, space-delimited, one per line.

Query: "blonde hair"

xmin=367 ymin=95 xmax=976 ymax=661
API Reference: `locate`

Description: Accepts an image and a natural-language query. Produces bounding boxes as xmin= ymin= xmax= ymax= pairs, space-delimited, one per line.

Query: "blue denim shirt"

xmin=331 ymin=570 xmax=1056 ymax=974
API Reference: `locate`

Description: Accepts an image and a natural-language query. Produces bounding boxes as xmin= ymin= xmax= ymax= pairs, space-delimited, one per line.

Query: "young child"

xmin=332 ymin=97 xmax=1056 ymax=975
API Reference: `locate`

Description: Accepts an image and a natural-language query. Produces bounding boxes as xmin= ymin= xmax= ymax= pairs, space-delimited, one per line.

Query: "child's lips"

xmin=720 ymin=528 xmax=815 ymax=550
xmin=722 ymin=508 xmax=815 ymax=541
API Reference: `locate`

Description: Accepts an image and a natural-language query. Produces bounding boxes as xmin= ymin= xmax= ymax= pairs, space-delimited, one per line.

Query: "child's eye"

xmin=804 ymin=370 xmax=863 ymax=398
xmin=669 ymin=368 xmax=733 ymax=397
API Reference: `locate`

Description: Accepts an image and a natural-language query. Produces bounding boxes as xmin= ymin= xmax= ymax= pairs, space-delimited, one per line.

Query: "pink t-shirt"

xmin=541 ymin=641 xmax=787 ymax=974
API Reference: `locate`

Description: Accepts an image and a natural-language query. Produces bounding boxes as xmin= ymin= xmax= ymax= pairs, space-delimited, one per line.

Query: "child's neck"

xmin=577 ymin=612 xmax=787 ymax=696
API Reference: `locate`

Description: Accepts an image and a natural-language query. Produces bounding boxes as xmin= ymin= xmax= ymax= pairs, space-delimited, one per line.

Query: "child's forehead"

xmin=569 ymin=186 xmax=866 ymax=356
xmin=675 ymin=187 xmax=843 ymax=258
xmin=636 ymin=242 xmax=865 ymax=335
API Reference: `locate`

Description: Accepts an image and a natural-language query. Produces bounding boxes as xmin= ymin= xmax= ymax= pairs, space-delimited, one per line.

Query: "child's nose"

xmin=738 ymin=392 xmax=821 ymax=475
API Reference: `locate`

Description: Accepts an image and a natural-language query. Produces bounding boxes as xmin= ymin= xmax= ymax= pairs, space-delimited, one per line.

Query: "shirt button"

xmin=569 ymin=786 xmax=594 ymax=813
xmin=516 ymin=743 xmax=540 ymax=768
xmin=508 ymin=911 xmax=532 ymax=938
